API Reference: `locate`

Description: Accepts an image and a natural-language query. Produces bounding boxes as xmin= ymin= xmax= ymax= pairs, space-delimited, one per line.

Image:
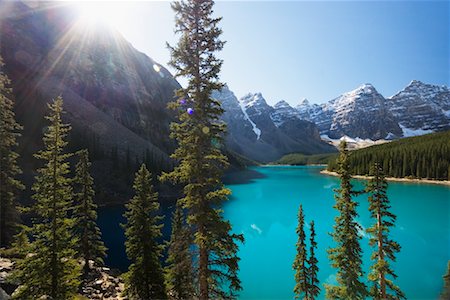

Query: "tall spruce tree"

xmin=12 ymin=97 xmax=80 ymax=299
xmin=165 ymin=203 xmax=194 ymax=299
xmin=73 ymin=149 xmax=107 ymax=275
xmin=308 ymin=220 xmax=320 ymax=299
xmin=162 ymin=0 xmax=243 ymax=298
xmin=122 ymin=164 xmax=166 ymax=299
xmin=293 ymin=204 xmax=309 ymax=299
xmin=366 ymin=163 xmax=405 ymax=299
xmin=326 ymin=141 xmax=367 ymax=299
xmin=0 ymin=56 xmax=24 ymax=248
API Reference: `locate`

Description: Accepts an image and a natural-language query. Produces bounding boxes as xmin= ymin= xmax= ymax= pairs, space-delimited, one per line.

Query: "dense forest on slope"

xmin=328 ymin=130 xmax=450 ymax=180
xmin=275 ymin=153 xmax=338 ymax=165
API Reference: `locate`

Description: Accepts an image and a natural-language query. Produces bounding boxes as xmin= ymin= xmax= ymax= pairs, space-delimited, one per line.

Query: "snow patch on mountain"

xmin=239 ymin=100 xmax=261 ymax=140
xmin=321 ymin=134 xmax=390 ymax=150
xmin=399 ymin=124 xmax=434 ymax=138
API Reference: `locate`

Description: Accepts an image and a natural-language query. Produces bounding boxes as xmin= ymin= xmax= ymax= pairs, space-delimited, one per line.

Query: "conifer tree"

xmin=293 ymin=204 xmax=309 ymax=299
xmin=308 ymin=220 xmax=320 ymax=299
xmin=165 ymin=203 xmax=194 ymax=299
xmin=163 ymin=0 xmax=243 ymax=298
xmin=326 ymin=141 xmax=367 ymax=299
xmin=366 ymin=163 xmax=405 ymax=299
xmin=0 ymin=56 xmax=24 ymax=247
xmin=442 ymin=261 xmax=450 ymax=300
xmin=73 ymin=149 xmax=107 ymax=275
xmin=12 ymin=97 xmax=80 ymax=299
xmin=122 ymin=164 xmax=166 ymax=299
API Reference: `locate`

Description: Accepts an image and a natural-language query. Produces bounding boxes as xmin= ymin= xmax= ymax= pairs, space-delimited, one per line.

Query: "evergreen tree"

xmin=0 ymin=56 xmax=24 ymax=247
xmin=366 ymin=163 xmax=405 ymax=299
xmin=293 ymin=204 xmax=309 ymax=299
xmin=163 ymin=0 xmax=243 ymax=298
xmin=122 ymin=164 xmax=166 ymax=299
xmin=308 ymin=220 xmax=320 ymax=299
xmin=442 ymin=261 xmax=450 ymax=300
xmin=165 ymin=203 xmax=194 ymax=299
xmin=12 ymin=97 xmax=80 ymax=299
xmin=326 ymin=141 xmax=367 ymax=299
xmin=73 ymin=149 xmax=107 ymax=275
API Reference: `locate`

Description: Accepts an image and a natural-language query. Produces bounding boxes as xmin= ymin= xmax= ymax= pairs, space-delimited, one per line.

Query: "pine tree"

xmin=12 ymin=97 xmax=80 ymax=299
xmin=165 ymin=203 xmax=194 ymax=299
xmin=293 ymin=204 xmax=309 ymax=299
xmin=308 ymin=220 xmax=320 ymax=299
xmin=326 ymin=141 xmax=367 ymax=299
xmin=366 ymin=163 xmax=405 ymax=299
xmin=73 ymin=149 xmax=107 ymax=275
xmin=0 ymin=56 xmax=24 ymax=247
xmin=162 ymin=0 xmax=243 ymax=298
xmin=122 ymin=164 xmax=166 ymax=299
xmin=442 ymin=261 xmax=450 ymax=300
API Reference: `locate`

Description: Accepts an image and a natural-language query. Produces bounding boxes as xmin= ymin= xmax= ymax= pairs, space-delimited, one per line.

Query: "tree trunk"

xmin=199 ymin=224 xmax=208 ymax=300
xmin=377 ymin=210 xmax=386 ymax=299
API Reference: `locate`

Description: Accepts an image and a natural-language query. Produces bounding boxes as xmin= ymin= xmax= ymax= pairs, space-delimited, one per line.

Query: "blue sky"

xmin=82 ymin=1 xmax=449 ymax=105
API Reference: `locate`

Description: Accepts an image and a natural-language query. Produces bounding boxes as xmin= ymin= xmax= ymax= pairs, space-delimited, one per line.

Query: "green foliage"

xmin=122 ymin=164 xmax=166 ymax=299
xmin=328 ymin=130 xmax=450 ymax=180
xmin=293 ymin=205 xmax=309 ymax=299
xmin=442 ymin=261 xmax=450 ymax=300
xmin=277 ymin=153 xmax=338 ymax=166
xmin=73 ymin=149 xmax=107 ymax=275
xmin=293 ymin=206 xmax=321 ymax=300
xmin=163 ymin=0 xmax=243 ymax=298
xmin=12 ymin=97 xmax=81 ymax=299
xmin=0 ymin=56 xmax=24 ymax=247
xmin=366 ymin=163 xmax=405 ymax=299
xmin=326 ymin=141 xmax=367 ymax=299
xmin=165 ymin=203 xmax=194 ymax=299
xmin=308 ymin=221 xmax=320 ymax=299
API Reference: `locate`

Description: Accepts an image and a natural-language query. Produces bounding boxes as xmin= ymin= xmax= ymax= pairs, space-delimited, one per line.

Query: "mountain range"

xmin=1 ymin=1 xmax=449 ymax=202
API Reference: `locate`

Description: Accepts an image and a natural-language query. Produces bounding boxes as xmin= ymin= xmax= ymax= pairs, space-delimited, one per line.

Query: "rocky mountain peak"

xmin=240 ymin=92 xmax=267 ymax=107
xmin=274 ymin=100 xmax=291 ymax=109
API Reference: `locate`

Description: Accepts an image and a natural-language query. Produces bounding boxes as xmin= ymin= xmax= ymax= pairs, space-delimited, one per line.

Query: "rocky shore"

xmin=0 ymin=257 xmax=125 ymax=299
xmin=320 ymin=169 xmax=450 ymax=186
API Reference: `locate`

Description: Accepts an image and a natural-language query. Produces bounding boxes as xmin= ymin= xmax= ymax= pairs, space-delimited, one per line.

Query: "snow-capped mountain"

xmin=271 ymin=100 xmax=300 ymax=126
xmin=296 ymin=81 xmax=450 ymax=140
xmin=212 ymin=88 xmax=335 ymax=162
xmin=386 ymin=80 xmax=450 ymax=133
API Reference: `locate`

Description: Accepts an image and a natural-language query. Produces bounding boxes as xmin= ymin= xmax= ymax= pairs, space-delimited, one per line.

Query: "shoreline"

xmin=320 ymin=169 xmax=450 ymax=186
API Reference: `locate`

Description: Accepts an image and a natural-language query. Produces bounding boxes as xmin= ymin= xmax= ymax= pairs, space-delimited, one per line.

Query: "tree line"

xmin=328 ymin=131 xmax=450 ymax=180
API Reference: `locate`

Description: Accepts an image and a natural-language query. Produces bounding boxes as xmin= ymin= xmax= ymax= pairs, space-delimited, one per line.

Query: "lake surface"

xmin=98 ymin=166 xmax=450 ymax=299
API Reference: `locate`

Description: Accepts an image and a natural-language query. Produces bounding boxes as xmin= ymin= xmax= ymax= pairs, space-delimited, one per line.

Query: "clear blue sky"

xmin=78 ymin=1 xmax=449 ymax=105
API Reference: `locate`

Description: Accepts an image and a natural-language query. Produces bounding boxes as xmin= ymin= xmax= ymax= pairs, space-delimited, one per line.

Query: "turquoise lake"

xmin=98 ymin=166 xmax=450 ymax=299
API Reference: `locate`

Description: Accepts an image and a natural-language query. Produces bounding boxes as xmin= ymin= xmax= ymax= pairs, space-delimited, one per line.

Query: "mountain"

xmin=212 ymin=87 xmax=335 ymax=162
xmin=386 ymin=80 xmax=450 ymax=135
xmin=0 ymin=1 xmax=180 ymax=204
xmin=296 ymin=82 xmax=450 ymax=140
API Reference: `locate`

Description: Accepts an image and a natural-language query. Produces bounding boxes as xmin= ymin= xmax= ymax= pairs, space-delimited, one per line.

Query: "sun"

xmin=73 ymin=1 xmax=125 ymax=28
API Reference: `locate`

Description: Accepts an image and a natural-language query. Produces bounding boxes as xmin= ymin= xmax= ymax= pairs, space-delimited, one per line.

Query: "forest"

xmin=328 ymin=130 xmax=450 ymax=180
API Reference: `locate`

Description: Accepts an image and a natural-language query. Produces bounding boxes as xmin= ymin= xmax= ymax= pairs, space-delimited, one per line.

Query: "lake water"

xmin=98 ymin=166 xmax=450 ymax=299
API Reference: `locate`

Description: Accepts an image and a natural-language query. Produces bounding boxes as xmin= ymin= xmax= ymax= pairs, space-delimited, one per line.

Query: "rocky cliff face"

xmin=0 ymin=1 xmax=179 ymax=161
xmin=386 ymin=80 xmax=450 ymax=133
